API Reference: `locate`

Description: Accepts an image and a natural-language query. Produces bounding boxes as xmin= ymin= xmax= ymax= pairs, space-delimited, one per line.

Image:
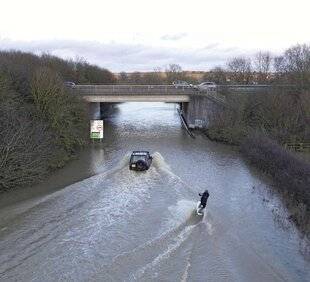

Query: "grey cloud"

xmin=0 ymin=39 xmax=249 ymax=72
xmin=202 ymin=43 xmax=220 ymax=50
xmin=161 ymin=33 xmax=188 ymax=41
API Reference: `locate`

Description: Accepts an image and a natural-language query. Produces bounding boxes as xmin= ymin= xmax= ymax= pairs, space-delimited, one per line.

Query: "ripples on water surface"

xmin=0 ymin=103 xmax=309 ymax=281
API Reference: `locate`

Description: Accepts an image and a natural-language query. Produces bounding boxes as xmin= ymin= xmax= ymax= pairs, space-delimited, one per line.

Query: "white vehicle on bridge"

xmin=172 ymin=80 xmax=191 ymax=89
xmin=64 ymin=81 xmax=76 ymax=88
xmin=195 ymin=81 xmax=217 ymax=91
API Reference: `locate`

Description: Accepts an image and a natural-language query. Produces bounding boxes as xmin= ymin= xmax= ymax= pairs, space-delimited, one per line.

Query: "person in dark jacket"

xmin=199 ymin=190 xmax=209 ymax=209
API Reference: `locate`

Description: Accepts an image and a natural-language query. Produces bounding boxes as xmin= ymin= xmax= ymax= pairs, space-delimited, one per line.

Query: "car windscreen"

xmin=131 ymin=155 xmax=147 ymax=162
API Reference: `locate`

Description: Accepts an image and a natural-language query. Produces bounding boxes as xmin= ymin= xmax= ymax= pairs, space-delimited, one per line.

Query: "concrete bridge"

xmin=73 ymin=84 xmax=226 ymax=104
xmin=74 ymin=85 xmax=195 ymax=102
xmin=72 ymin=84 xmax=227 ymax=129
xmin=72 ymin=84 xmax=295 ymax=130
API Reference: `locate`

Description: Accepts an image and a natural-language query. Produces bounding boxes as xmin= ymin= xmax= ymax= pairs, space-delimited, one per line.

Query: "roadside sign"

xmin=90 ymin=120 xmax=104 ymax=139
xmin=194 ymin=119 xmax=203 ymax=128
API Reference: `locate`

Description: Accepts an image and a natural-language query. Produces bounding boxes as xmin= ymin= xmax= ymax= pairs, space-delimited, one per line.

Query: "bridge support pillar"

xmin=88 ymin=102 xmax=101 ymax=120
xmin=100 ymin=102 xmax=118 ymax=118
xmin=183 ymin=96 xmax=224 ymax=129
xmin=180 ymin=102 xmax=189 ymax=117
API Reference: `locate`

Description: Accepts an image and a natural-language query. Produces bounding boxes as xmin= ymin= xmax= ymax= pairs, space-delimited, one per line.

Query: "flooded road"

xmin=0 ymin=102 xmax=309 ymax=281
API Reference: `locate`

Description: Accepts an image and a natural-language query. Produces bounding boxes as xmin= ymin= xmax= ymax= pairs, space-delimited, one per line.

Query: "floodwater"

xmin=0 ymin=102 xmax=309 ymax=281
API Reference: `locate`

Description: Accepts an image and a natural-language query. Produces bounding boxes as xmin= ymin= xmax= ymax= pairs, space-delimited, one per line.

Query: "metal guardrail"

xmin=73 ymin=85 xmax=196 ymax=95
xmin=73 ymin=84 xmax=298 ymax=95
xmin=177 ymin=108 xmax=195 ymax=138
xmin=284 ymin=142 xmax=310 ymax=152
xmin=216 ymin=84 xmax=299 ymax=95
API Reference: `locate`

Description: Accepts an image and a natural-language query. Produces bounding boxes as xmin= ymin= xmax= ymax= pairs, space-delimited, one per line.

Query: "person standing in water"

xmin=199 ymin=190 xmax=209 ymax=209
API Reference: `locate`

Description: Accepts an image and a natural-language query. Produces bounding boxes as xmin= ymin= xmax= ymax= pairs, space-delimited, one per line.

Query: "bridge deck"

xmin=72 ymin=84 xmax=226 ymax=104
xmin=72 ymin=84 xmax=296 ymax=105
xmin=73 ymin=85 xmax=197 ymax=95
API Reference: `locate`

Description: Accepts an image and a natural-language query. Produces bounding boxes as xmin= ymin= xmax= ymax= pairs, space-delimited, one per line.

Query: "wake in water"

xmin=93 ymin=153 xmax=213 ymax=281
xmin=0 ymin=152 xmax=212 ymax=281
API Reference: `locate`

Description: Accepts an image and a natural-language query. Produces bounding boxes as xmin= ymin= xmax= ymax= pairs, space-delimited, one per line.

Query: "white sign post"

xmin=90 ymin=120 xmax=104 ymax=140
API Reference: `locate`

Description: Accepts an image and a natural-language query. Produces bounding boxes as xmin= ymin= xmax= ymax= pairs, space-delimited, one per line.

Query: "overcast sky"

xmin=0 ymin=0 xmax=309 ymax=71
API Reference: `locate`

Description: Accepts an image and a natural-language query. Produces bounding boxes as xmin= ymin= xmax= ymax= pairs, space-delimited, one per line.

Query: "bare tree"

xmin=130 ymin=72 xmax=143 ymax=84
xmin=272 ymin=44 xmax=310 ymax=89
xmin=253 ymin=51 xmax=272 ymax=83
xmin=227 ymin=57 xmax=252 ymax=84
xmin=204 ymin=67 xmax=227 ymax=84
xmin=119 ymin=72 xmax=129 ymax=83
xmin=165 ymin=64 xmax=184 ymax=83
xmin=282 ymin=44 xmax=310 ymax=88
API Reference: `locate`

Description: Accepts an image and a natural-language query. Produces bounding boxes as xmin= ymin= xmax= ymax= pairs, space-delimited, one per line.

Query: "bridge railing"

xmin=215 ymin=84 xmax=299 ymax=95
xmin=284 ymin=142 xmax=310 ymax=152
xmin=73 ymin=84 xmax=196 ymax=95
xmin=73 ymin=84 xmax=297 ymax=95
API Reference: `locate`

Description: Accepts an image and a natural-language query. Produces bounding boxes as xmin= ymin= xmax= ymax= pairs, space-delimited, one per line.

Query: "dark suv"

xmin=129 ymin=151 xmax=153 ymax=171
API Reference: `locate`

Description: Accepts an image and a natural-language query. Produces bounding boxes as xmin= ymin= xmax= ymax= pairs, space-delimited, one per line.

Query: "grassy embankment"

xmin=204 ymin=86 xmax=310 ymax=237
xmin=0 ymin=51 xmax=115 ymax=192
xmin=203 ymin=44 xmax=310 ymax=238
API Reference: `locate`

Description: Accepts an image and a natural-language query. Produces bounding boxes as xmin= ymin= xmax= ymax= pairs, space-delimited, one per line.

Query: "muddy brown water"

xmin=0 ymin=102 xmax=309 ymax=281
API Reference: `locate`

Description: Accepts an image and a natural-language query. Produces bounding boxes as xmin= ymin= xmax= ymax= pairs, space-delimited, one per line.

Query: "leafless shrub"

xmin=206 ymin=88 xmax=309 ymax=145
xmin=241 ymin=134 xmax=310 ymax=237
xmin=31 ymin=67 xmax=88 ymax=167
xmin=0 ymin=84 xmax=53 ymax=190
xmin=0 ymin=51 xmax=93 ymax=191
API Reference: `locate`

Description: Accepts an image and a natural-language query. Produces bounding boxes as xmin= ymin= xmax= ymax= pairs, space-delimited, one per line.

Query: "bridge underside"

xmin=83 ymin=95 xmax=190 ymax=103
